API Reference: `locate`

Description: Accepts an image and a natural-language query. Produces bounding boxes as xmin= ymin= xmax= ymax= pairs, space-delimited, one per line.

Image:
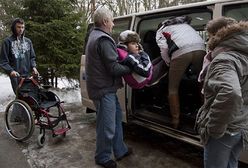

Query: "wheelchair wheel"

xmin=5 ymin=99 xmax=35 ymax=141
xmin=37 ymin=134 xmax=45 ymax=147
xmin=37 ymin=129 xmax=45 ymax=148
xmin=49 ymin=104 xmax=69 ymax=137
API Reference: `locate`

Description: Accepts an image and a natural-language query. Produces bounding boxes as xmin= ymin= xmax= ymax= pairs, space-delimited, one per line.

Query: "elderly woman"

xmin=196 ymin=17 xmax=248 ymax=168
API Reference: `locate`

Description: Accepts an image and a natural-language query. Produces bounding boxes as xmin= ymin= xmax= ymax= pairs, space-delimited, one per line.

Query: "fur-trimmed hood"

xmin=208 ymin=21 xmax=248 ymax=54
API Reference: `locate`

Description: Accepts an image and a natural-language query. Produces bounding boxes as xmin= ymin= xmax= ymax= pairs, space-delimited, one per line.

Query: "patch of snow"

xmin=0 ymin=74 xmax=15 ymax=112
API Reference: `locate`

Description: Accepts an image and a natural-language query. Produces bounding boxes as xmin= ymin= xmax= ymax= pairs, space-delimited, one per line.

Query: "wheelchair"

xmin=4 ymin=75 xmax=71 ymax=147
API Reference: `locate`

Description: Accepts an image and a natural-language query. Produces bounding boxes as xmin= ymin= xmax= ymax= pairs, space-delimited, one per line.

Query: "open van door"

xmin=80 ymin=53 xmax=96 ymax=112
xmin=80 ymin=24 xmax=96 ymax=113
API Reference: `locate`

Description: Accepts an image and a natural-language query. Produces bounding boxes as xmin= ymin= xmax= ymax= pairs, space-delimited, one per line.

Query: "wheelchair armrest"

xmin=42 ymin=85 xmax=52 ymax=89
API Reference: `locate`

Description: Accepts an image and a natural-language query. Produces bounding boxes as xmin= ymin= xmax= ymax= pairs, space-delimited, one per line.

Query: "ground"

xmin=1 ymin=103 xmax=247 ymax=168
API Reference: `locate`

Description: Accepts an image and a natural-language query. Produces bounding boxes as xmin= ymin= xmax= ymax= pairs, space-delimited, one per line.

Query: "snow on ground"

xmin=0 ymin=73 xmax=81 ymax=112
xmin=0 ymin=74 xmax=15 ymax=112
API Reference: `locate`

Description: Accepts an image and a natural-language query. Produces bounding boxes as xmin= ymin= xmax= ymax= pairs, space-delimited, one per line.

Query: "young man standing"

xmin=0 ymin=18 xmax=38 ymax=93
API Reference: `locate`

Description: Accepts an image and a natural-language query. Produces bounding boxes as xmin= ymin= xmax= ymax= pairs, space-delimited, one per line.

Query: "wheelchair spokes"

xmin=5 ymin=99 xmax=35 ymax=141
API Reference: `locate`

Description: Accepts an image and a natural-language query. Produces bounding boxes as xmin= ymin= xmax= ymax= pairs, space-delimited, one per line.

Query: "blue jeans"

xmin=93 ymin=93 xmax=128 ymax=164
xmin=204 ymin=132 xmax=243 ymax=168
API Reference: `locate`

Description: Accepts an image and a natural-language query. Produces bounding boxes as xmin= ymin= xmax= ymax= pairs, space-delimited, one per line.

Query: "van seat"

xmin=143 ymin=30 xmax=161 ymax=60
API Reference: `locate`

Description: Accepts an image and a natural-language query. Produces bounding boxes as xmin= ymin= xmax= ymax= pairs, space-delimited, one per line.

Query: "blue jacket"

xmin=0 ymin=35 xmax=36 ymax=76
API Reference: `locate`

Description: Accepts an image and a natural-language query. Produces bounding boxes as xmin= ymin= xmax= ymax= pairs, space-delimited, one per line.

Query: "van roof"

xmin=114 ymin=0 xmax=246 ymax=19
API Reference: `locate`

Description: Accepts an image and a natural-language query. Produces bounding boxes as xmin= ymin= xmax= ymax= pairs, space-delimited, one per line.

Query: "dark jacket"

xmin=0 ymin=24 xmax=36 ymax=94
xmin=196 ymin=22 xmax=248 ymax=149
xmin=0 ymin=35 xmax=36 ymax=76
xmin=85 ymin=28 xmax=130 ymax=100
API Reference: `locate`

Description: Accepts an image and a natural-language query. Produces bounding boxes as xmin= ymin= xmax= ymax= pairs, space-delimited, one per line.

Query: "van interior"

xmin=131 ymin=28 xmax=203 ymax=135
xmin=111 ymin=2 xmax=248 ymax=136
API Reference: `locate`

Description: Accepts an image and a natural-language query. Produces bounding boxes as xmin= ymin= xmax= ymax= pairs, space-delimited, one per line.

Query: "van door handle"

xmin=82 ymin=72 xmax=86 ymax=80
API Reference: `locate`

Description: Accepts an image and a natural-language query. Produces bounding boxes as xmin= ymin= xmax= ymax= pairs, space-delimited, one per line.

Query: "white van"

xmin=80 ymin=0 xmax=248 ymax=164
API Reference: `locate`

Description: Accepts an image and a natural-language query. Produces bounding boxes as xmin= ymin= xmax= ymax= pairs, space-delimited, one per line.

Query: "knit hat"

xmin=118 ymin=30 xmax=140 ymax=44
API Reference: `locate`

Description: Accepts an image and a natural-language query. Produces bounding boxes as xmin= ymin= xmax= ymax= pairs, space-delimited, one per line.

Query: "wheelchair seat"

xmin=39 ymin=90 xmax=60 ymax=109
xmin=18 ymin=78 xmax=61 ymax=110
xmin=40 ymin=100 xmax=59 ymax=109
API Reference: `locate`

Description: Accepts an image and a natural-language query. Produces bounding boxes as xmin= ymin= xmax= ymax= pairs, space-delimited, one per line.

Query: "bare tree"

xmin=0 ymin=0 xmax=24 ymax=41
xmin=75 ymin=0 xmax=207 ymax=21
xmin=116 ymin=0 xmax=126 ymax=16
xmin=71 ymin=0 xmax=92 ymax=22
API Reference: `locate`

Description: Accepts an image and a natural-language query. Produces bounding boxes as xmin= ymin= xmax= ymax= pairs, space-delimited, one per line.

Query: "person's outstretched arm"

xmin=121 ymin=51 xmax=151 ymax=77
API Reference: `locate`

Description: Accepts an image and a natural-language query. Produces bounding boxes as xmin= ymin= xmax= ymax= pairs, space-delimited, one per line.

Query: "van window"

xmin=223 ymin=3 xmax=248 ymax=21
xmin=112 ymin=17 xmax=132 ymax=42
xmin=138 ymin=10 xmax=211 ymax=59
xmin=138 ymin=11 xmax=212 ymax=44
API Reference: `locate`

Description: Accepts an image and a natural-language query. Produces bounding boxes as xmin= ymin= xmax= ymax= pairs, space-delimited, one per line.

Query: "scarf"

xmin=198 ymin=47 xmax=232 ymax=83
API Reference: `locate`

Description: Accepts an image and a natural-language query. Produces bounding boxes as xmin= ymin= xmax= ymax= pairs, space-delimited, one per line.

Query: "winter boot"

xmin=169 ymin=94 xmax=180 ymax=129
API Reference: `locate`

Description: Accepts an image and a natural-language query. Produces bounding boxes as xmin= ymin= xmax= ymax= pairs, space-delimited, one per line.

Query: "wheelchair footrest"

xmin=54 ymin=128 xmax=70 ymax=135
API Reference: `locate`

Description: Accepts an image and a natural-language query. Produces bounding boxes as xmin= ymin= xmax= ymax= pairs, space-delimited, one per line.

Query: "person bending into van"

xmin=196 ymin=17 xmax=248 ymax=168
xmin=117 ymin=30 xmax=152 ymax=89
xmin=156 ymin=15 xmax=206 ymax=129
xmin=0 ymin=18 xmax=39 ymax=94
xmin=85 ymin=7 xmax=133 ymax=168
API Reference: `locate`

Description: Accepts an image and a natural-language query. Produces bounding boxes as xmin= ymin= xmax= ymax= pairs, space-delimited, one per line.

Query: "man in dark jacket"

xmin=85 ymin=7 xmax=132 ymax=168
xmin=0 ymin=18 xmax=39 ymax=93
